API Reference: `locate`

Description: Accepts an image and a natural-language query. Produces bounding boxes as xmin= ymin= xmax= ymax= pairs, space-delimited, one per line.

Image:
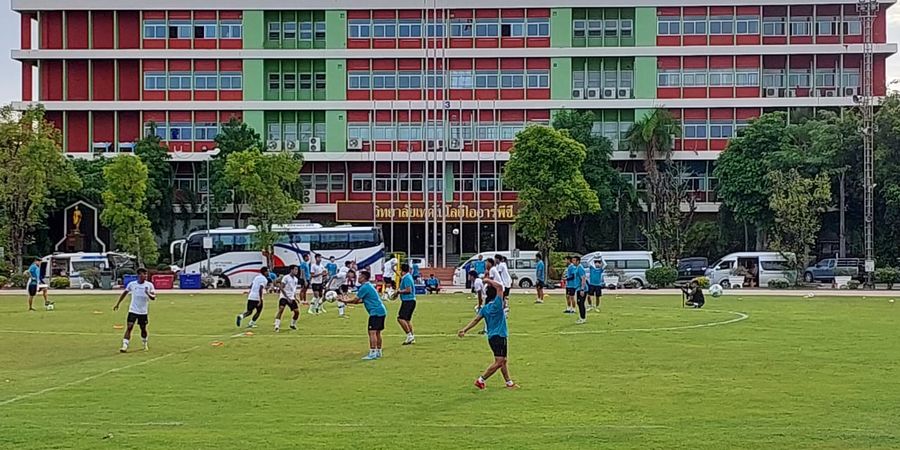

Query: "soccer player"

xmin=411 ymin=260 xmax=421 ymax=283
xmin=26 ymin=257 xmax=49 ymax=311
xmin=274 ymin=265 xmax=300 ymax=332
xmin=327 ymin=262 xmax=351 ymax=318
xmin=299 ymin=254 xmax=311 ymax=305
xmin=587 ymin=258 xmax=605 ymax=312
xmin=326 ymin=256 xmax=338 ymax=278
xmin=574 ymin=256 xmax=588 ymax=324
xmin=469 ymin=270 xmax=487 ymax=335
xmin=473 ymin=255 xmax=486 ymax=277
xmin=341 ymin=270 xmax=387 ymax=360
xmin=396 ymin=263 xmax=417 ymax=345
xmin=534 ymin=253 xmax=546 ymax=304
xmin=112 ymin=268 xmax=156 ymax=352
xmin=564 ymin=256 xmax=577 ymax=314
xmin=309 ymin=254 xmax=327 ymax=314
xmin=458 ymin=277 xmax=517 ymax=390
xmin=495 ymin=254 xmax=512 ymax=307
xmin=237 ymin=267 xmax=268 ymax=328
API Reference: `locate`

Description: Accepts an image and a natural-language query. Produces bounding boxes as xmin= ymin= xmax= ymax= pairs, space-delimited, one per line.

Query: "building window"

xmin=144 ymin=122 xmax=167 ymax=139
xmin=299 ymin=73 xmax=313 ymax=90
xmin=143 ymin=72 xmax=167 ymax=90
xmin=708 ymin=70 xmax=734 ymax=86
xmin=220 ymin=72 xmax=243 ymax=90
xmin=220 ymin=21 xmax=242 ymax=39
xmin=736 ymin=16 xmax=760 ymax=35
xmin=735 ymin=69 xmax=759 ymax=86
xmin=169 ymin=123 xmax=193 ymax=141
xmin=267 ymin=22 xmax=281 ymax=40
xmin=194 ymin=21 xmax=217 ymax=39
xmin=143 ymin=20 xmax=167 ymax=39
xmin=425 ymin=71 xmax=445 ymax=88
xmin=283 ymin=73 xmax=297 ymax=90
xmin=683 ymin=17 xmax=707 ymax=35
xmin=762 ymin=17 xmax=786 ymax=36
xmin=373 ymin=20 xmax=397 ymax=38
xmin=450 ymin=19 xmax=474 ymax=37
xmin=790 ymin=17 xmax=811 ymax=36
xmin=372 ymin=72 xmax=396 ymax=89
xmin=398 ymin=20 xmax=422 ymax=38
xmin=501 ymin=19 xmax=526 ymax=37
xmin=763 ymin=70 xmax=786 ymax=88
xmin=683 ymin=122 xmax=707 ymax=139
xmin=314 ymin=21 xmax=326 ymax=40
xmin=194 ymin=72 xmax=218 ymax=90
xmin=195 ymin=123 xmax=219 ymax=141
xmin=709 ymin=122 xmax=734 ymax=139
xmin=168 ymin=72 xmax=192 ymax=90
xmin=348 ymin=72 xmax=370 ymax=89
xmin=526 ymin=18 xmax=550 ymax=37
xmin=658 ymin=70 xmax=681 ymax=87
xmin=352 ymin=174 xmax=373 ymax=192
xmin=573 ymin=20 xmax=586 ymax=38
xmin=787 ymin=70 xmax=811 ymax=88
xmin=268 ymin=73 xmax=280 ymax=91
xmin=168 ymin=20 xmax=192 ymax=39
xmin=683 ymin=71 xmax=708 ymax=87
xmin=657 ymin=17 xmax=680 ymax=36
xmin=475 ymin=71 xmax=499 ymax=89
xmin=587 ymin=20 xmax=603 ymax=37
xmin=282 ymin=22 xmax=298 ymax=40
xmin=816 ymin=17 xmax=838 ymax=36
xmin=708 ymin=16 xmax=734 ymax=35
xmin=283 ymin=123 xmax=298 ymax=142
xmin=330 ymin=174 xmax=345 ymax=192
xmin=299 ymin=21 xmax=314 ymax=40
xmin=398 ymin=71 xmax=422 ymax=89
xmin=620 ymin=19 xmax=634 ymax=38
xmin=426 ymin=22 xmax=445 ymax=37
xmin=475 ymin=20 xmax=499 ymax=37
xmin=266 ymin=123 xmax=281 ymax=141
xmin=499 ymin=71 xmax=525 ymax=89
xmin=450 ymin=70 xmax=474 ymax=88
xmin=314 ymin=73 xmax=326 ymax=90
xmin=526 ymin=70 xmax=549 ymax=88
xmin=815 ymin=70 xmax=836 ymax=87
xmin=604 ymin=19 xmax=618 ymax=37
xmin=844 ymin=18 xmax=862 ymax=35
xmin=349 ymin=20 xmax=371 ymax=38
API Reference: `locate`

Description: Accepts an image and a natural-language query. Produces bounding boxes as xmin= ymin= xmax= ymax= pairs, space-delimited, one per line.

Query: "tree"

xmin=874 ymin=94 xmax=900 ymax=266
xmin=212 ymin=118 xmax=265 ymax=227
xmin=223 ymin=149 xmax=304 ymax=267
xmin=625 ymin=109 xmax=687 ymax=265
xmin=100 ymin=155 xmax=159 ymax=266
xmin=552 ymin=110 xmax=637 ymax=253
xmin=503 ymin=125 xmax=599 ymax=261
xmin=0 ymin=106 xmax=81 ymax=269
xmin=133 ymin=127 xmax=174 ymax=240
xmin=768 ymin=169 xmax=831 ymax=273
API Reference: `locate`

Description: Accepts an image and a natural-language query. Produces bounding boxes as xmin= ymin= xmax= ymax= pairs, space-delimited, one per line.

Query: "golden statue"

xmin=72 ymin=206 xmax=82 ymax=233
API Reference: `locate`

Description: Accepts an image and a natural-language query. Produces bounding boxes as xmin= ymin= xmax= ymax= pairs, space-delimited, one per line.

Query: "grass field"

xmin=0 ymin=291 xmax=898 ymax=449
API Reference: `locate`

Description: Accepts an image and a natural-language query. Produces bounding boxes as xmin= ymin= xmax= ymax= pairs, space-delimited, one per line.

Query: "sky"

xmin=0 ymin=7 xmax=898 ymax=103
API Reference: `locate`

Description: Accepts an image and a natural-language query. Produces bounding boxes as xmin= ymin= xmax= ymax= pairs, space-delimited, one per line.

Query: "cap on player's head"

xmin=401 ymin=263 xmax=410 ymax=273
xmin=260 ymin=266 xmax=269 ymax=274
xmin=485 ymin=285 xmax=498 ymax=299
xmin=358 ymin=270 xmax=371 ymax=282
xmin=468 ymin=270 xmax=478 ymax=279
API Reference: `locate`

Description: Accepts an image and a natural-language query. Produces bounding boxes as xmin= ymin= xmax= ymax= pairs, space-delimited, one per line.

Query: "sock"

xmin=369 ymin=348 xmax=376 ymax=356
xmin=141 ymin=337 xmax=148 ymax=344
xmin=290 ymin=319 xmax=297 ymax=327
xmin=274 ymin=319 xmax=281 ymax=328
xmin=506 ymin=380 xmax=515 ymax=386
xmin=478 ymin=376 xmax=485 ymax=383
xmin=122 ymin=339 xmax=129 ymax=347
xmin=338 ymin=303 xmax=345 ymax=315
xmin=248 ymin=320 xmax=256 ymax=327
xmin=376 ymin=349 xmax=382 ymax=356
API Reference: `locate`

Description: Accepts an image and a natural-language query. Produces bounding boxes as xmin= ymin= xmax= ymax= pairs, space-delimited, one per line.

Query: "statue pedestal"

xmin=65 ymin=232 xmax=84 ymax=253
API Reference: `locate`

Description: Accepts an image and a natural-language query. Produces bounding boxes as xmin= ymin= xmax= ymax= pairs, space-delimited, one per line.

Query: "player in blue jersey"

xmin=396 ymin=263 xmax=417 ymax=345
xmin=534 ymin=253 xmax=546 ymax=304
xmin=458 ymin=276 xmax=517 ymax=390
xmin=341 ymin=270 xmax=387 ymax=360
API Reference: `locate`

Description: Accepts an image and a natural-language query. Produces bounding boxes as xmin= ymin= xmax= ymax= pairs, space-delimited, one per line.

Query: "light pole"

xmin=204 ymin=148 xmax=221 ymax=275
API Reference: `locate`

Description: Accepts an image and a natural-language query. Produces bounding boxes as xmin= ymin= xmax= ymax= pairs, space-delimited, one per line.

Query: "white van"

xmin=452 ymin=251 xmax=541 ymax=287
xmin=581 ymin=251 xmax=655 ymax=287
xmin=40 ymin=252 xmax=137 ymax=289
xmin=705 ymin=252 xmax=797 ymax=288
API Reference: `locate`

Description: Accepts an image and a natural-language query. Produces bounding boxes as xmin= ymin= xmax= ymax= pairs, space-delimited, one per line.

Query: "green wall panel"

xmin=325 ymin=59 xmax=347 ymax=101
xmin=325 ymin=110 xmax=347 ymax=153
xmin=550 ymin=57 xmax=572 ymax=100
xmin=550 ymin=9 xmax=572 ymax=48
xmin=325 ymin=10 xmax=347 ymax=49
xmin=243 ymin=59 xmax=264 ymax=101
xmin=243 ymin=111 xmax=265 ymax=138
xmin=634 ymin=57 xmax=657 ymax=99
xmin=634 ymin=7 xmax=657 ymax=47
xmin=243 ymin=10 xmax=265 ymax=49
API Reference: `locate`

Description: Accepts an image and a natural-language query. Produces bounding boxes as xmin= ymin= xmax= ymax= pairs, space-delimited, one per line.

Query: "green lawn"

xmin=0 ymin=291 xmax=898 ymax=449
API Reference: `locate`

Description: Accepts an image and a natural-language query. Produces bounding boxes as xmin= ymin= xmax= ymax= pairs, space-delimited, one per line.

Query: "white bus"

xmin=171 ymin=224 xmax=385 ymax=288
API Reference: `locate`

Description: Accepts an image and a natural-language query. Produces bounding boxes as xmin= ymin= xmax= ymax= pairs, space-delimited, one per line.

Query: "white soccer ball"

xmin=325 ymin=291 xmax=338 ymax=302
xmin=45 ymin=304 xmax=55 ymax=311
xmin=709 ymin=284 xmax=724 ymax=298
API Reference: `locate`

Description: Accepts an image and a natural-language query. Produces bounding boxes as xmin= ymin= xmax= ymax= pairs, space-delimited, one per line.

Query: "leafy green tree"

xmin=100 ymin=155 xmax=159 ymax=266
xmin=503 ymin=125 xmax=599 ymax=261
xmin=134 ymin=126 xmax=174 ymax=239
xmin=552 ymin=110 xmax=637 ymax=252
xmin=874 ymin=94 xmax=900 ymax=265
xmin=68 ymin=158 xmax=108 ymax=205
xmin=223 ymin=149 xmax=304 ymax=266
xmin=0 ymin=106 xmax=81 ymax=269
xmin=768 ymin=169 xmax=831 ymax=272
xmin=212 ymin=118 xmax=265 ymax=227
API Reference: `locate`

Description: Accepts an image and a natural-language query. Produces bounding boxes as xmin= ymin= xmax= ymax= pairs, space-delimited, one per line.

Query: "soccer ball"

xmin=45 ymin=304 xmax=55 ymax=311
xmin=325 ymin=291 xmax=338 ymax=303
xmin=709 ymin=284 xmax=724 ymax=298
xmin=382 ymin=288 xmax=395 ymax=301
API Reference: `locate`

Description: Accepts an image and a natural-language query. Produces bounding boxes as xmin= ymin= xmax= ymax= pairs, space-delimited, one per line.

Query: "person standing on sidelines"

xmin=564 ymin=256 xmax=577 ymax=314
xmin=473 ymin=255 xmax=486 ymax=277
xmin=274 ymin=265 xmax=300 ymax=332
xmin=112 ymin=268 xmax=156 ymax=352
xmin=341 ymin=270 xmax=387 ymax=360
xmin=587 ymin=258 xmax=605 ymax=312
xmin=458 ymin=277 xmax=518 ymax=390
xmin=469 ymin=270 xmax=487 ymax=335
xmin=495 ymin=254 xmax=513 ymax=308
xmin=534 ymin=253 xmax=546 ymax=304
xmin=26 ymin=257 xmax=51 ymax=311
xmin=237 ymin=267 xmax=268 ymax=328
xmin=396 ymin=263 xmax=417 ymax=345
xmin=574 ymin=256 xmax=589 ymax=324
xmin=299 ymin=254 xmax=311 ymax=305
xmin=411 ymin=260 xmax=422 ymax=284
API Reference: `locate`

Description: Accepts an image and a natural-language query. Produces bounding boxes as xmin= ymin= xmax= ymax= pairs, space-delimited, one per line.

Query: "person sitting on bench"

xmin=425 ymin=274 xmax=441 ymax=294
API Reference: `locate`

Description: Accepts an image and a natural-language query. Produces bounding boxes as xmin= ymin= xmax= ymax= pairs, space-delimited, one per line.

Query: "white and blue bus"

xmin=171 ymin=224 xmax=384 ymax=288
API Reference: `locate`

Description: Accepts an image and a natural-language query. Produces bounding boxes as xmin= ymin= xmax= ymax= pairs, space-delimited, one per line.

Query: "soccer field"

xmin=0 ymin=292 xmax=898 ymax=450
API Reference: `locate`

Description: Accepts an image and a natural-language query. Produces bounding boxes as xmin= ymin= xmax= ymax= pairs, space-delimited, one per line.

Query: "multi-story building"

xmin=10 ymin=0 xmax=896 ymax=266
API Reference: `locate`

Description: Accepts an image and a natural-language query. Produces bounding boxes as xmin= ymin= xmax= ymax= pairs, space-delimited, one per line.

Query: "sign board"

xmin=865 ymin=259 xmax=875 ymax=273
xmin=203 ymin=237 xmax=214 ymax=250
xmin=336 ymin=201 xmax=519 ymax=223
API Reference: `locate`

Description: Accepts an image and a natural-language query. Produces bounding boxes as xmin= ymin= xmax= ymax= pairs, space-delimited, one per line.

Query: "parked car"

xmin=803 ymin=258 xmax=864 ymax=283
xmin=677 ymin=257 xmax=709 ymax=281
xmin=581 ymin=251 xmax=655 ymax=288
xmin=706 ymin=252 xmax=797 ymax=288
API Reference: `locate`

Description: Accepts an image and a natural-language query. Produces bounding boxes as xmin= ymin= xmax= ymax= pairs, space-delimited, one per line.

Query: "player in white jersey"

xmin=495 ymin=254 xmax=513 ymax=307
xmin=308 ymin=254 xmax=328 ymax=314
xmin=274 ymin=265 xmax=300 ymax=332
xmin=382 ymin=256 xmax=399 ymax=293
xmin=237 ymin=267 xmax=268 ymax=328
xmin=113 ymin=268 xmax=156 ymax=353
xmin=326 ymin=264 xmax=352 ymax=318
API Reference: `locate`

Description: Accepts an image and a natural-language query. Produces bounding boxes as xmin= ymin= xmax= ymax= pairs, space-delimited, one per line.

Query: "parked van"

xmin=580 ymin=251 xmax=655 ymax=287
xmin=452 ymin=251 xmax=540 ymax=287
xmin=705 ymin=252 xmax=797 ymax=288
xmin=40 ymin=252 xmax=137 ymax=289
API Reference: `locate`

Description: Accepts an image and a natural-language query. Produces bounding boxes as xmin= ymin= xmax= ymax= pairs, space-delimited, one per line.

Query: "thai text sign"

xmin=336 ymin=201 xmax=519 ymax=223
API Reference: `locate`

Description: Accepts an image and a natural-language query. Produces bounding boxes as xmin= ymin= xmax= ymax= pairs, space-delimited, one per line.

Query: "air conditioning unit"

xmin=572 ymin=88 xmax=585 ymax=99
xmin=284 ymin=140 xmax=299 ymax=151
xmin=118 ymin=142 xmax=135 ymax=153
xmin=586 ymin=88 xmax=601 ymax=99
xmin=844 ymin=86 xmax=859 ymax=97
xmin=617 ymin=87 xmax=632 ymax=99
xmin=302 ymin=188 xmax=315 ymax=204
xmin=824 ymin=89 xmax=836 ymax=97
xmin=308 ymin=137 xmax=321 ymax=152
xmin=91 ymin=142 xmax=111 ymax=153
xmin=347 ymin=138 xmax=363 ymax=150
xmin=787 ymin=88 xmax=798 ymax=97
xmin=602 ymin=87 xmax=617 ymax=99
xmin=449 ymin=138 xmax=464 ymax=150
xmin=426 ymin=140 xmax=443 ymax=151
xmin=266 ymin=140 xmax=282 ymax=152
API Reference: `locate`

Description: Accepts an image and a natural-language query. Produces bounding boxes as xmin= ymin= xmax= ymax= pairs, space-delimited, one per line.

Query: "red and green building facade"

xmin=11 ymin=0 xmax=896 ymax=260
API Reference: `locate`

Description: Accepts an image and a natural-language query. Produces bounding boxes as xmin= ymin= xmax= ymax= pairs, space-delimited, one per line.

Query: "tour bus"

xmin=171 ymin=224 xmax=384 ymax=288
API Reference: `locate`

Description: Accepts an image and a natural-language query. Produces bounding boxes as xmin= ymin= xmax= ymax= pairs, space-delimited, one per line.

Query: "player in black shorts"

xmin=274 ymin=265 xmax=300 ymax=332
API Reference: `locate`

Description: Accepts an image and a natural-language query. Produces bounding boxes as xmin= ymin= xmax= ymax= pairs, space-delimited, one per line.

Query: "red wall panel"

xmin=40 ymin=60 xmax=63 ymax=100
xmin=92 ymin=60 xmax=115 ymax=100
xmin=118 ymin=11 xmax=140 ymax=49
xmin=92 ymin=111 xmax=115 ymax=143
xmin=118 ymin=60 xmax=140 ymax=101
xmin=42 ymin=11 xmax=63 ymax=49
xmin=66 ymin=111 xmax=89 ymax=152
xmin=21 ymin=13 xmax=32 ymax=49
xmin=67 ymin=60 xmax=89 ymax=101
xmin=91 ymin=11 xmax=114 ymax=49
xmin=66 ymin=11 xmax=89 ymax=49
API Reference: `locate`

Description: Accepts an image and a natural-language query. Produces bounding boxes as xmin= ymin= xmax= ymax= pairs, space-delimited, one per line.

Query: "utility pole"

xmin=857 ymin=0 xmax=878 ymax=287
